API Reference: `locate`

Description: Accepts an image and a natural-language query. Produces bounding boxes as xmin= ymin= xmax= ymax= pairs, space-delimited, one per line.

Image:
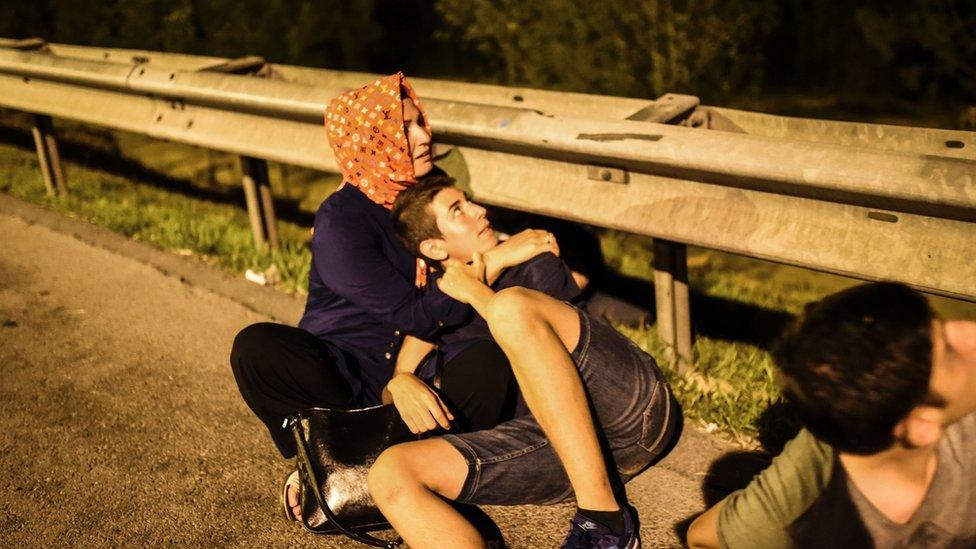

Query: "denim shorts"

xmin=440 ymin=307 xmax=680 ymax=505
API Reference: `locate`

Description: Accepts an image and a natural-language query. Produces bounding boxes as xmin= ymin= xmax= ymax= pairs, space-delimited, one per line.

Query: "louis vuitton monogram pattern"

xmin=324 ymin=72 xmax=431 ymax=209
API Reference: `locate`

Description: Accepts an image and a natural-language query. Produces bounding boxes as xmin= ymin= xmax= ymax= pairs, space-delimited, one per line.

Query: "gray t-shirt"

xmin=718 ymin=412 xmax=976 ymax=548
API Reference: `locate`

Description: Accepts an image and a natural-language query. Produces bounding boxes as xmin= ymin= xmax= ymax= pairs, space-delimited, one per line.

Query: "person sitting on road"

xmin=229 ymin=73 xmax=559 ymax=522
xmin=687 ymin=282 xmax=976 ymax=548
xmin=366 ymin=175 xmax=681 ymax=549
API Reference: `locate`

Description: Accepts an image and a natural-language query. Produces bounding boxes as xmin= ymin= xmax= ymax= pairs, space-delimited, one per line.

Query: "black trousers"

xmin=230 ymin=322 xmax=518 ymax=458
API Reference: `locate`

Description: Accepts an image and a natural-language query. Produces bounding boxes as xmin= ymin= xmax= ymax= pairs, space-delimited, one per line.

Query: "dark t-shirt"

xmin=414 ymin=252 xmax=581 ymax=380
xmin=718 ymin=412 xmax=976 ymax=548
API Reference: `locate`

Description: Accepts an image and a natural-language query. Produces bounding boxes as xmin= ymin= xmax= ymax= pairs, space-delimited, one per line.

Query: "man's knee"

xmin=370 ymin=442 xmax=463 ymax=502
xmin=484 ymin=287 xmax=540 ymax=338
xmin=368 ymin=445 xmax=414 ymax=505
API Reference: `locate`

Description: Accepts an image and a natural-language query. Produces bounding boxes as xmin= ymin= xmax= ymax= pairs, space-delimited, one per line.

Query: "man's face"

xmin=402 ymin=97 xmax=433 ymax=178
xmin=427 ymin=187 xmax=498 ymax=262
xmin=929 ymin=319 xmax=976 ymax=425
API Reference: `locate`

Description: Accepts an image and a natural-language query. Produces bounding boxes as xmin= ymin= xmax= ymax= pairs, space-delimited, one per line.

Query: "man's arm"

xmin=436 ymin=254 xmax=496 ymax=318
xmin=687 ymin=498 xmax=726 ymax=549
xmin=481 ymin=229 xmax=559 ymax=285
xmin=382 ymin=335 xmax=453 ymax=434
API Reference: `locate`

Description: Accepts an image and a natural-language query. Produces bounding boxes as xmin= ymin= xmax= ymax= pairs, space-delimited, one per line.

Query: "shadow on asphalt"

xmin=673 ymin=449 xmax=774 ymax=544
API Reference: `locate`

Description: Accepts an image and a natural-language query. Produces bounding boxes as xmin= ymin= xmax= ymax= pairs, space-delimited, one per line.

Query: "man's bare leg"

xmin=482 ymin=287 xmax=618 ymax=512
xmin=368 ymin=438 xmax=483 ymax=549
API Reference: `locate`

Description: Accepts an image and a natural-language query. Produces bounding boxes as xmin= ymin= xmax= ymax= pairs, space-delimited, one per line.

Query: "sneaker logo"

xmin=580 ymin=520 xmax=600 ymax=531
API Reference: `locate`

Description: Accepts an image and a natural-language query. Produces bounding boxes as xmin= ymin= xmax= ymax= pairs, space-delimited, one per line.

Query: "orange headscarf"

xmin=324 ymin=72 xmax=431 ymax=209
xmin=324 ymin=72 xmax=432 ymax=287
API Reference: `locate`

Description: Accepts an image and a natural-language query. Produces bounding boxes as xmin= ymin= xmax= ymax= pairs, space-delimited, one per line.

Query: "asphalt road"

xmin=0 ymin=194 xmax=751 ymax=548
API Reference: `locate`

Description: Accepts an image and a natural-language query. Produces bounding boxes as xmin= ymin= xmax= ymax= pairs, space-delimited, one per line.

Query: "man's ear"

xmin=419 ymin=238 xmax=448 ymax=262
xmin=894 ymin=406 xmax=945 ymax=448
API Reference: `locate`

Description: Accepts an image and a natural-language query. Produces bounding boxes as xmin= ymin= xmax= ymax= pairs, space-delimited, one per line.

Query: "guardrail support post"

xmin=240 ymin=156 xmax=280 ymax=251
xmin=31 ymin=114 xmax=67 ymax=196
xmin=653 ymin=239 xmax=693 ymax=374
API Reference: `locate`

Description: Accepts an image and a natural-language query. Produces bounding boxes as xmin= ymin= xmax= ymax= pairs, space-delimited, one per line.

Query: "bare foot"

xmin=286 ymin=481 xmax=301 ymax=521
xmin=282 ymin=470 xmax=301 ymax=522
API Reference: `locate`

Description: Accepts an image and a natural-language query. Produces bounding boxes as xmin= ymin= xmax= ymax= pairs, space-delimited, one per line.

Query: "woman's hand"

xmin=383 ymin=372 xmax=454 ymax=434
xmin=438 ymin=253 xmax=493 ymax=309
xmin=482 ymin=229 xmax=559 ymax=282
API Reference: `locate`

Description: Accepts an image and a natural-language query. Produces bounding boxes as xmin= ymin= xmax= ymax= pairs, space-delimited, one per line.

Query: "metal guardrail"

xmin=1 ymin=40 xmax=974 ymax=372
xmin=5 ymin=49 xmax=973 ymax=216
xmin=40 ymin=42 xmax=976 ymax=161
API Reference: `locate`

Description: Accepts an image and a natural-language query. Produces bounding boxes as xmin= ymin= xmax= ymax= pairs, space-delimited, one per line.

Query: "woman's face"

xmin=402 ymin=97 xmax=433 ymax=178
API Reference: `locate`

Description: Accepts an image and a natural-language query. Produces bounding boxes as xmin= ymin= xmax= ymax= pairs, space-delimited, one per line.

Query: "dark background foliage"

xmin=2 ymin=0 xmax=973 ymax=114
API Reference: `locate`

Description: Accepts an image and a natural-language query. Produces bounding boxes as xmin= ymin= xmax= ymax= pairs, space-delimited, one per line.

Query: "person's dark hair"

xmin=772 ymin=282 xmax=939 ymax=455
xmin=391 ymin=175 xmax=456 ymax=259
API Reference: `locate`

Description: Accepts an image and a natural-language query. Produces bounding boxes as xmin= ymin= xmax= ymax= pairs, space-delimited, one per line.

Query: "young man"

xmin=688 ymin=282 xmax=976 ymax=548
xmin=368 ymin=176 xmax=679 ymax=549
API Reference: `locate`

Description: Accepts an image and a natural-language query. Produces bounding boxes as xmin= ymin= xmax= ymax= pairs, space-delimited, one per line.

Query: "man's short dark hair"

xmin=391 ymin=175 xmax=456 ymax=258
xmin=772 ymin=282 xmax=938 ymax=455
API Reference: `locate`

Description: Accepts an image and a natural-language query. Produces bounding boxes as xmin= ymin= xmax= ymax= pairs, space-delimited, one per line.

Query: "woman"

xmin=229 ymin=72 xmax=557 ymax=520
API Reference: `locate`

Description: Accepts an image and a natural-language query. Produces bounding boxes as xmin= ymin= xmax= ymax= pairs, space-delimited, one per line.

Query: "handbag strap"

xmin=289 ymin=415 xmax=402 ymax=549
xmin=432 ymin=347 xmax=445 ymax=389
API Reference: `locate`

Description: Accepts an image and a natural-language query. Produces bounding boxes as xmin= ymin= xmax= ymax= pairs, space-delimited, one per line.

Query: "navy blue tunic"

xmin=298 ymin=184 xmax=471 ymax=405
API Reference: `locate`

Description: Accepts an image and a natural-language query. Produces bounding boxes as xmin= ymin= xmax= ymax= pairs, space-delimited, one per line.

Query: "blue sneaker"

xmin=560 ymin=506 xmax=641 ymax=549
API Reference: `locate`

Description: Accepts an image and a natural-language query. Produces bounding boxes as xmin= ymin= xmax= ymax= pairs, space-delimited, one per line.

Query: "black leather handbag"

xmin=286 ymin=404 xmax=418 ymax=548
